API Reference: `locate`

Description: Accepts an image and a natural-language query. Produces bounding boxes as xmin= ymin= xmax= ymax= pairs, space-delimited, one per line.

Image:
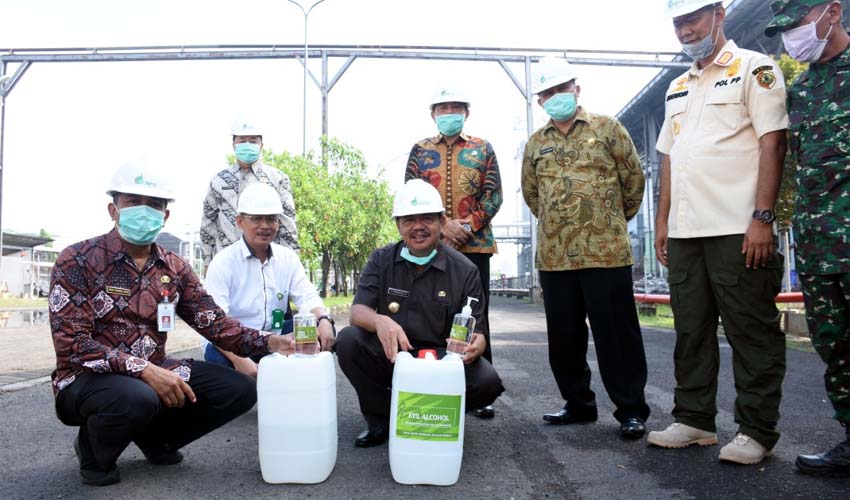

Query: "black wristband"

xmin=318 ymin=315 xmax=336 ymax=337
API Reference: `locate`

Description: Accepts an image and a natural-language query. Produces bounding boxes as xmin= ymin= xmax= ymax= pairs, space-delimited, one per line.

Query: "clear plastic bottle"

xmin=294 ymin=313 xmax=319 ymax=357
xmin=446 ymin=297 xmax=478 ymax=358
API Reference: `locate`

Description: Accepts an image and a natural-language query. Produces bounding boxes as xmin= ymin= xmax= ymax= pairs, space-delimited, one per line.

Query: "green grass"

xmin=637 ymin=304 xmax=676 ymax=330
xmin=0 ymin=297 xmax=47 ymax=308
xmin=322 ymin=294 xmax=354 ymax=309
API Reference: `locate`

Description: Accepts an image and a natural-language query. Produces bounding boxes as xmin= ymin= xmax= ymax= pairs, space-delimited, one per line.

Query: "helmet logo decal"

xmin=134 ymin=174 xmax=156 ymax=187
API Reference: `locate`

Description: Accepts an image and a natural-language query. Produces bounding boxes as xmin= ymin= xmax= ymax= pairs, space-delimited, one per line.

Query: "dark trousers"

xmin=463 ymin=252 xmax=493 ymax=363
xmin=799 ymin=272 xmax=850 ymax=424
xmin=539 ymin=266 xmax=650 ymax=423
xmin=667 ymin=235 xmax=785 ymax=449
xmin=334 ymin=325 xmax=505 ymax=426
xmin=55 ymin=361 xmax=257 ymax=471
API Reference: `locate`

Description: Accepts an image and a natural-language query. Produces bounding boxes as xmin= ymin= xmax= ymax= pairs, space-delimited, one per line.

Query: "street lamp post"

xmin=287 ymin=0 xmax=326 ymax=157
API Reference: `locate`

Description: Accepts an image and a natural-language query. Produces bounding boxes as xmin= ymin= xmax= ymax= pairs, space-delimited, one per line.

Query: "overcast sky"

xmin=0 ymin=0 xmax=696 ymax=276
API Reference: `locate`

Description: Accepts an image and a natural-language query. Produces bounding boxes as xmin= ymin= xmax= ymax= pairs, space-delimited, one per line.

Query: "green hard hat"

xmin=764 ymin=0 xmax=834 ymax=37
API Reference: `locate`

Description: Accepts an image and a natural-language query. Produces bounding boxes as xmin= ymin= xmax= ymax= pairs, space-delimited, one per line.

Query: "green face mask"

xmin=435 ymin=113 xmax=465 ymax=136
xmin=400 ymin=246 xmax=437 ymax=265
xmin=117 ymin=205 xmax=165 ymax=245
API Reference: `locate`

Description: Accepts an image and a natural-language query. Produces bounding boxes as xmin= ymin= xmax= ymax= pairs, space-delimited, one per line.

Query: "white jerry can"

xmin=389 ymin=350 xmax=466 ymax=485
xmin=257 ymin=351 xmax=337 ymax=484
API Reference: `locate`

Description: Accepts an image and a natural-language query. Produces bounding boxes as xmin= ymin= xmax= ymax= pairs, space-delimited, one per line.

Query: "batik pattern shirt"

xmin=406 ymin=134 xmax=502 ymax=254
xmin=49 ymin=229 xmax=270 ymax=395
xmin=200 ymin=161 xmax=298 ymax=267
xmin=787 ymin=40 xmax=850 ymax=274
xmin=521 ymin=108 xmax=644 ymax=271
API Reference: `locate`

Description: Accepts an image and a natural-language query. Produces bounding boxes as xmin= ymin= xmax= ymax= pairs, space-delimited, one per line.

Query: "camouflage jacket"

xmin=521 ymin=108 xmax=644 ymax=270
xmin=787 ymin=39 xmax=850 ymax=275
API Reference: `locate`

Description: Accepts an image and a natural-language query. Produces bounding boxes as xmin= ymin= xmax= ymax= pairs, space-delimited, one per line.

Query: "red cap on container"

xmin=417 ymin=349 xmax=437 ymax=359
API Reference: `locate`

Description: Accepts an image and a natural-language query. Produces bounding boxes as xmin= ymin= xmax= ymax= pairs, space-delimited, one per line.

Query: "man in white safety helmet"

xmin=334 ymin=179 xmax=504 ymax=447
xmin=200 ymin=118 xmax=299 ymax=270
xmin=522 ymin=56 xmax=650 ymax=440
xmin=406 ymin=84 xmax=503 ymax=419
xmin=48 ymin=162 xmax=295 ymax=486
xmin=648 ymin=0 xmax=789 ymax=465
xmin=203 ymin=183 xmax=334 ymax=378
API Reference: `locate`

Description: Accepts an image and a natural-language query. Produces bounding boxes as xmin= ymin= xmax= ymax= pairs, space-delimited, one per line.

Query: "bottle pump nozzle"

xmin=462 ymin=297 xmax=479 ymax=316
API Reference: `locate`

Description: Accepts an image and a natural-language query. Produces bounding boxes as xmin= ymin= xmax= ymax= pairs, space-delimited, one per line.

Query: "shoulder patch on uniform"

xmin=716 ymin=51 xmax=734 ymax=66
xmin=539 ymin=146 xmax=554 ymax=155
xmin=756 ymin=70 xmax=777 ymax=89
xmin=751 ymin=65 xmax=773 ymax=76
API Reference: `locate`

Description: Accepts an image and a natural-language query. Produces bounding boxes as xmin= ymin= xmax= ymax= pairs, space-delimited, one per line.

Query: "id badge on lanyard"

xmin=158 ymin=289 xmax=175 ymax=332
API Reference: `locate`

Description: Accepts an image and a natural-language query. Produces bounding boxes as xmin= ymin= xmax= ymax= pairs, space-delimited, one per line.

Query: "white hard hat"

xmin=237 ymin=183 xmax=283 ymax=215
xmin=430 ymin=84 xmax=471 ymax=109
xmin=392 ymin=179 xmax=445 ymax=217
xmin=231 ymin=118 xmax=262 ymax=137
xmin=532 ymin=57 xmax=578 ymax=95
xmin=665 ymin=0 xmax=721 ymax=18
xmin=106 ymin=162 xmax=175 ymax=202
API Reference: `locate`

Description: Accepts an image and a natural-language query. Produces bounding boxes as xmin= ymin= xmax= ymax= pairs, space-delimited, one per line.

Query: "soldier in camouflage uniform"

xmin=521 ymin=57 xmax=650 ymax=440
xmin=766 ymin=0 xmax=850 ymax=477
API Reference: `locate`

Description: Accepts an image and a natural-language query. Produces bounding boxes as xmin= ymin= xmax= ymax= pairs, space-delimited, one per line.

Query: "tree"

xmin=264 ymin=138 xmax=396 ymax=297
xmin=775 ymin=54 xmax=808 ymax=227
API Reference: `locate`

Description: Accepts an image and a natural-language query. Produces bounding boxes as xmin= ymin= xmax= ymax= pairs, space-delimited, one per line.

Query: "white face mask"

xmin=781 ymin=5 xmax=834 ymax=63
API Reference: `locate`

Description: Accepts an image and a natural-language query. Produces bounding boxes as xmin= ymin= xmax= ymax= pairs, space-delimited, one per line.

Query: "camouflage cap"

xmin=764 ymin=0 xmax=833 ymax=37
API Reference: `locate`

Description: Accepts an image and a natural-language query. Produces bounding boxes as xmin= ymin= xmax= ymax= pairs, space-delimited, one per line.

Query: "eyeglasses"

xmin=242 ymin=214 xmax=280 ymax=225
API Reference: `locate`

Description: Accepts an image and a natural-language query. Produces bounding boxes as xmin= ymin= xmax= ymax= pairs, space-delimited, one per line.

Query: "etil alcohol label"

xmin=396 ymin=391 xmax=462 ymax=441
xmin=450 ymin=324 xmax=468 ymax=342
xmin=295 ymin=325 xmax=317 ymax=344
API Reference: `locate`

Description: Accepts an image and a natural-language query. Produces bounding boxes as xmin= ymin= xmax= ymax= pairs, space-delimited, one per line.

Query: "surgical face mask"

xmin=234 ymin=142 xmax=261 ymax=164
xmin=435 ymin=113 xmax=465 ymax=136
xmin=117 ymin=205 xmax=165 ymax=246
xmin=400 ymin=246 xmax=437 ymax=265
xmin=542 ymin=92 xmax=577 ymax=121
xmin=781 ymin=6 xmax=833 ymax=63
xmin=681 ymin=7 xmax=718 ymax=61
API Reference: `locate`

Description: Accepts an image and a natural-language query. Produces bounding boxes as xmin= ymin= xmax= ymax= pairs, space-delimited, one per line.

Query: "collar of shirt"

xmin=239 ymin=235 xmax=274 ymax=261
xmin=393 ymin=242 xmax=449 ymax=273
xmin=433 ymin=132 xmax=470 ymax=145
xmin=688 ymin=39 xmax=739 ymax=77
xmin=105 ymin=228 xmax=166 ymax=268
xmin=542 ymin=106 xmax=591 ymax=136
xmin=804 ymin=37 xmax=850 ymax=84
xmin=228 ymin=161 xmax=261 ymax=176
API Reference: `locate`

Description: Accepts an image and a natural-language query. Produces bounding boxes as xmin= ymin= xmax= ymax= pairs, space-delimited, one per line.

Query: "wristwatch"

xmin=317 ymin=315 xmax=336 ymax=338
xmin=752 ymin=209 xmax=776 ymax=224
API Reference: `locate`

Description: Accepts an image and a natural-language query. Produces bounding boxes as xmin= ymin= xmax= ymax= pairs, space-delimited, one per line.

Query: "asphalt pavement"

xmin=0 ymin=296 xmax=847 ymax=499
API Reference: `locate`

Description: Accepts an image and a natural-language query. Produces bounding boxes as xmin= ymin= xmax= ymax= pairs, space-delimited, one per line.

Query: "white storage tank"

xmin=389 ymin=350 xmax=466 ymax=485
xmin=257 ymin=351 xmax=337 ymax=484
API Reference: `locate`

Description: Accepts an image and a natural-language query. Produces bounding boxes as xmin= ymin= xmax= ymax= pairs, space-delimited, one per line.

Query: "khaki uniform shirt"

xmin=656 ymin=40 xmax=789 ymax=238
xmin=521 ymin=108 xmax=644 ymax=271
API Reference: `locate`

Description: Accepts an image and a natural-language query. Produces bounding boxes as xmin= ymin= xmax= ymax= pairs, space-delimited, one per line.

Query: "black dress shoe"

xmin=142 ymin=448 xmax=184 ymax=466
xmin=620 ymin=417 xmax=646 ymax=439
xmin=75 ymin=436 xmax=121 ymax=486
xmin=796 ymin=442 xmax=850 ymax=476
xmin=472 ymin=405 xmax=495 ymax=419
xmin=355 ymin=426 xmax=388 ymax=448
xmin=542 ymin=407 xmax=597 ymax=425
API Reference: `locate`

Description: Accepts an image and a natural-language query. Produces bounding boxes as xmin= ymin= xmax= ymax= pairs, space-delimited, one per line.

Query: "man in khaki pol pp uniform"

xmin=648 ymin=0 xmax=789 ymax=465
